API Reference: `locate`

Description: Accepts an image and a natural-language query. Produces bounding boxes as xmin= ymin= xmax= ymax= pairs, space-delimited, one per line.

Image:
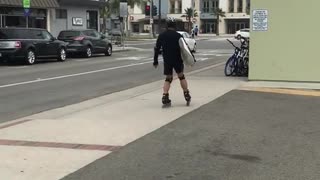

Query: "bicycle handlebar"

xmin=226 ymin=39 xmax=237 ymax=48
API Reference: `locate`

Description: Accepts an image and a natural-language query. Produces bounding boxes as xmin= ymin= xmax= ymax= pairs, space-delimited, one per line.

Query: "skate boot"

xmin=162 ymin=93 xmax=171 ymax=108
xmin=184 ymin=90 xmax=191 ymax=106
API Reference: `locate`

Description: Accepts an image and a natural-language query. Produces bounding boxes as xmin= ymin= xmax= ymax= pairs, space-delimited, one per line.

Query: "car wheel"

xmin=25 ymin=49 xmax=36 ymax=65
xmin=84 ymin=46 xmax=92 ymax=58
xmin=237 ymin=35 xmax=241 ymax=39
xmin=57 ymin=48 xmax=67 ymax=62
xmin=105 ymin=45 xmax=112 ymax=56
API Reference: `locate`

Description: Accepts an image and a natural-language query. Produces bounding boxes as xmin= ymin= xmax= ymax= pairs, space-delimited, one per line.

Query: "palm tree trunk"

xmin=216 ymin=16 xmax=220 ymax=36
xmin=102 ymin=18 xmax=107 ymax=33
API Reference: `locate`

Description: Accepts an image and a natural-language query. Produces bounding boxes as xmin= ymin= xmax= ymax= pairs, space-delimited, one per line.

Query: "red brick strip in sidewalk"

xmin=0 ymin=139 xmax=121 ymax=152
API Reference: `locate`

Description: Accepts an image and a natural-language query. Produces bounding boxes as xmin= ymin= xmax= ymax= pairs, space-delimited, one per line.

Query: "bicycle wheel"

xmin=236 ymin=57 xmax=246 ymax=76
xmin=225 ymin=56 xmax=236 ymax=76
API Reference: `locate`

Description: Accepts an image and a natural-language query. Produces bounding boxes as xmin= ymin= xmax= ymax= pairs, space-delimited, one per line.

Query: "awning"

xmin=0 ymin=0 xmax=59 ymax=8
xmin=59 ymin=0 xmax=107 ymax=6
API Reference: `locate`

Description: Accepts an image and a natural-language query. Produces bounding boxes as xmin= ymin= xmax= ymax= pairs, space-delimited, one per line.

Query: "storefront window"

xmin=5 ymin=16 xmax=27 ymax=27
xmin=87 ymin=11 xmax=98 ymax=30
xmin=0 ymin=8 xmax=47 ymax=29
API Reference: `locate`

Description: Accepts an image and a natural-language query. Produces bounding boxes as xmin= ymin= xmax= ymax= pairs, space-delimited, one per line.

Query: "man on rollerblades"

xmin=153 ymin=17 xmax=191 ymax=107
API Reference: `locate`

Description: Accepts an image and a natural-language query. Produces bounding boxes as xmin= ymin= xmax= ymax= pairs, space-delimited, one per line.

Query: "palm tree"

xmin=182 ymin=8 xmax=198 ymax=33
xmin=211 ymin=8 xmax=226 ymax=36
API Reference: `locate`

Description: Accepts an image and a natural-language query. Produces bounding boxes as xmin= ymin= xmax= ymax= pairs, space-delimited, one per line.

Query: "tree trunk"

xmin=102 ymin=18 xmax=107 ymax=33
xmin=216 ymin=16 xmax=220 ymax=36
xmin=188 ymin=18 xmax=191 ymax=33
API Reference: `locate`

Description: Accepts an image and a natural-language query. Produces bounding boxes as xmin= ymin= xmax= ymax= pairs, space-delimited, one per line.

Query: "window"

xmin=170 ymin=2 xmax=175 ymax=13
xmin=212 ymin=0 xmax=219 ymax=9
xmin=178 ymin=1 xmax=182 ymax=13
xmin=203 ymin=0 xmax=209 ymax=13
xmin=0 ymin=29 xmax=31 ymax=39
xmin=133 ymin=24 xmax=139 ymax=33
xmin=229 ymin=0 xmax=234 ymax=12
xmin=86 ymin=11 xmax=98 ymax=30
xmin=84 ymin=30 xmax=99 ymax=38
xmin=56 ymin=9 xmax=67 ymax=19
xmin=58 ymin=31 xmax=81 ymax=39
xmin=238 ymin=0 xmax=243 ymax=12
xmin=30 ymin=30 xmax=43 ymax=39
xmin=41 ymin=30 xmax=53 ymax=40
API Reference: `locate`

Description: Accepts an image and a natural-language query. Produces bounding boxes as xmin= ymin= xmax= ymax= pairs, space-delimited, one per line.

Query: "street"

xmin=0 ymin=38 xmax=234 ymax=123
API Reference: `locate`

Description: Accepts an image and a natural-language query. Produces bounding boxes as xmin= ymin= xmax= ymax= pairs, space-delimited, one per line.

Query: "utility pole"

xmin=157 ymin=0 xmax=161 ymax=34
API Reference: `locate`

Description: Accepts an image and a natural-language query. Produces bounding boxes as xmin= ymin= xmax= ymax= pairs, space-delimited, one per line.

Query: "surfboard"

xmin=179 ymin=38 xmax=196 ymax=66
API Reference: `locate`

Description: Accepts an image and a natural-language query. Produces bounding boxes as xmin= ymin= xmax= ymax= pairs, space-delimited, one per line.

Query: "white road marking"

xmin=7 ymin=66 xmax=29 ymax=69
xmin=75 ymin=59 xmax=90 ymax=62
xmin=125 ymin=42 xmax=155 ymax=46
xmin=0 ymin=61 xmax=153 ymax=89
xmin=116 ymin=57 xmax=146 ymax=61
xmin=196 ymin=58 xmax=209 ymax=62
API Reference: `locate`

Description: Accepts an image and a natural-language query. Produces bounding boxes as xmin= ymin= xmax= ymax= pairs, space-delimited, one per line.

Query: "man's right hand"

xmin=153 ymin=61 xmax=159 ymax=68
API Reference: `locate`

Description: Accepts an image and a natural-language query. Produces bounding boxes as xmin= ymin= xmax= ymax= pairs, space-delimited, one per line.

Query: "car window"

xmin=41 ymin=30 xmax=53 ymax=40
xmin=0 ymin=29 xmax=33 ymax=39
xmin=58 ymin=31 xmax=80 ymax=39
xmin=30 ymin=30 xmax=43 ymax=39
xmin=84 ymin=30 xmax=99 ymax=38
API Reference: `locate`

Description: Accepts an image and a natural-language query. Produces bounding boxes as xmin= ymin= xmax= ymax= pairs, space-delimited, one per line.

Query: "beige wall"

xmin=249 ymin=0 xmax=320 ymax=82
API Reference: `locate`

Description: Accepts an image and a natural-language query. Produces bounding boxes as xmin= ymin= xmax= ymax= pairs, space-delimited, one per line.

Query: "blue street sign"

xmin=24 ymin=8 xmax=30 ymax=16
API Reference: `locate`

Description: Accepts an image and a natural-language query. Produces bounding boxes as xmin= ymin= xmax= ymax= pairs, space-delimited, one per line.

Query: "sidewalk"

xmin=1 ymin=62 xmax=320 ymax=179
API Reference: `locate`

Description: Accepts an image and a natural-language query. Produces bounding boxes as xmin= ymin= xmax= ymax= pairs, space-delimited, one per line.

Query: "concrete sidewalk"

xmin=63 ymin=88 xmax=320 ymax=180
xmin=0 ymin=63 xmax=246 ymax=180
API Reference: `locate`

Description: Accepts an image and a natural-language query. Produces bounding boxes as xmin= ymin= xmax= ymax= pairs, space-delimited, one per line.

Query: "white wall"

xmin=50 ymin=6 xmax=100 ymax=37
xmin=182 ymin=0 xmax=192 ymax=10
xmin=220 ymin=0 xmax=228 ymax=11
xmin=133 ymin=4 xmax=143 ymax=14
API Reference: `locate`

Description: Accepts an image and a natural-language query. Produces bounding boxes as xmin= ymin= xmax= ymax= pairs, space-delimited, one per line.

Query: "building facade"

xmin=129 ymin=0 xmax=198 ymax=34
xmin=128 ymin=0 xmax=250 ymax=35
xmin=200 ymin=0 xmax=250 ymax=34
xmin=0 ymin=0 xmax=106 ymax=37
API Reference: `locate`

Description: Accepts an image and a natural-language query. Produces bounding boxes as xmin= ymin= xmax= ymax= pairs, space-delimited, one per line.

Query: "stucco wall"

xmin=249 ymin=0 xmax=320 ymax=82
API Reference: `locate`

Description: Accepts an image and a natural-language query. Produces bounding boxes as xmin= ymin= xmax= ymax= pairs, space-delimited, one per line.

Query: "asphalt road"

xmin=0 ymin=38 xmax=233 ymax=123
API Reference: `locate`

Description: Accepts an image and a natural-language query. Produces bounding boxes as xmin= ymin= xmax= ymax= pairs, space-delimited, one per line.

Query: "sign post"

xmin=119 ymin=2 xmax=128 ymax=49
xmin=23 ymin=0 xmax=31 ymax=28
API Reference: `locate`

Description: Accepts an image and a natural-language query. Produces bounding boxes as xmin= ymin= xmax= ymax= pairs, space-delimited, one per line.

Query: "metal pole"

xmin=158 ymin=0 xmax=161 ymax=34
xmin=150 ymin=0 xmax=154 ymax=38
xmin=26 ymin=16 xmax=29 ymax=28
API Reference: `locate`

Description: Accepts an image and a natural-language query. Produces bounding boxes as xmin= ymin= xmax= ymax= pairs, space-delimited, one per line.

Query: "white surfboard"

xmin=179 ymin=38 xmax=196 ymax=66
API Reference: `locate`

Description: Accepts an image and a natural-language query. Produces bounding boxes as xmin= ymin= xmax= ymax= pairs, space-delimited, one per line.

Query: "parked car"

xmin=235 ymin=29 xmax=250 ymax=39
xmin=178 ymin=31 xmax=197 ymax=52
xmin=58 ymin=29 xmax=112 ymax=58
xmin=0 ymin=28 xmax=67 ymax=65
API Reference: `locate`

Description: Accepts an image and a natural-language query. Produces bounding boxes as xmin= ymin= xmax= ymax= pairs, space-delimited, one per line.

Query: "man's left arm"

xmin=153 ymin=35 xmax=161 ymax=67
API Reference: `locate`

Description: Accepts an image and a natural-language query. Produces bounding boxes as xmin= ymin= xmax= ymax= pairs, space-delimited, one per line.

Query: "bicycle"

xmin=224 ymin=37 xmax=249 ymax=76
